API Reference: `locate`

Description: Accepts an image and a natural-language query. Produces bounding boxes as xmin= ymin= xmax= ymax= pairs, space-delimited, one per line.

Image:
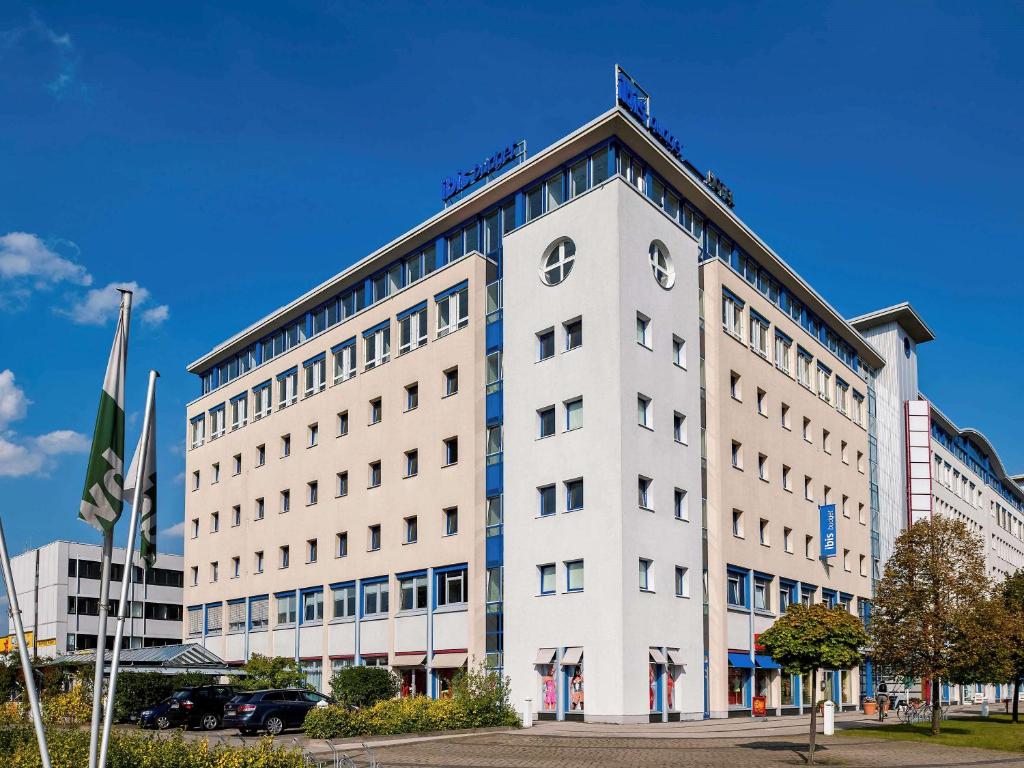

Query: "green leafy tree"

xmin=871 ymin=517 xmax=997 ymax=735
xmin=759 ymin=603 xmax=869 ymax=765
xmin=1000 ymin=570 xmax=1024 ymax=723
xmin=329 ymin=665 xmax=399 ymax=708
xmin=236 ymin=654 xmax=310 ymax=691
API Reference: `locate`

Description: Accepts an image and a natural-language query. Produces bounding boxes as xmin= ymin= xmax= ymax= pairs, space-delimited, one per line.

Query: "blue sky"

xmin=0 ymin=0 xmax=1021 ymax=565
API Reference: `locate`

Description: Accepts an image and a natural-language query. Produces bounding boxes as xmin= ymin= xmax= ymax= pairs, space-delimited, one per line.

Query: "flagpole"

xmin=86 ymin=289 xmax=132 ymax=768
xmin=0 ymin=517 xmax=52 ymax=768
xmin=99 ymin=369 xmax=158 ymax=768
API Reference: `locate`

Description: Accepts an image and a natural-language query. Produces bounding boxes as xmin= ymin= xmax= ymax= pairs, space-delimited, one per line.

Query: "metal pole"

xmin=0 ymin=517 xmax=52 ymax=768
xmin=32 ymin=547 xmax=39 ymax=661
xmin=87 ymin=530 xmax=113 ymax=768
xmin=99 ymin=369 xmax=158 ymax=768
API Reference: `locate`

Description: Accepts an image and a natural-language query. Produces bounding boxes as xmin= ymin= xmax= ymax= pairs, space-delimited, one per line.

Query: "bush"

xmin=328 ymin=666 xmax=399 ymax=708
xmin=235 ymin=654 xmax=309 ymax=691
xmin=306 ymin=667 xmax=520 ymax=739
xmin=41 ymin=688 xmax=91 ymax=726
xmin=0 ymin=727 xmax=305 ymax=767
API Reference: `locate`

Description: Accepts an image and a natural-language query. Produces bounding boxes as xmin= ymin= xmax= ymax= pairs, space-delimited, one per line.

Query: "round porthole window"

xmin=649 ymin=241 xmax=675 ymax=289
xmin=541 ymin=238 xmax=576 ymax=285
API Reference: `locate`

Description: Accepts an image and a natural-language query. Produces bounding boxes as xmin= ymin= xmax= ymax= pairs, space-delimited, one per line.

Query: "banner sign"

xmin=441 ymin=140 xmax=526 ymax=205
xmin=819 ymin=504 xmax=837 ymax=558
xmin=615 ymin=65 xmax=682 ymax=158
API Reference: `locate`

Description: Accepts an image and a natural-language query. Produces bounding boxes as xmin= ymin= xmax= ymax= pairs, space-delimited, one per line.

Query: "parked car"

xmin=138 ymin=685 xmax=238 ymax=730
xmin=222 ymin=689 xmax=334 ymax=735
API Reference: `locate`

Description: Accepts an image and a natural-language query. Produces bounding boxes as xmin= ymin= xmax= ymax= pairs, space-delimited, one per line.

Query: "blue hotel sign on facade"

xmin=819 ymin=504 xmax=838 ymax=558
xmin=615 ymin=65 xmax=682 ymax=159
xmin=441 ymin=141 xmax=526 ymax=205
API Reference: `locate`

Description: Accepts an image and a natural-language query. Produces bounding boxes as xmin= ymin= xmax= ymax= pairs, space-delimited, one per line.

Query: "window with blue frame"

xmin=436 ymin=568 xmax=467 ymax=607
xmin=362 ymin=580 xmax=389 ymax=617
xmin=727 ymin=568 xmax=749 ymax=608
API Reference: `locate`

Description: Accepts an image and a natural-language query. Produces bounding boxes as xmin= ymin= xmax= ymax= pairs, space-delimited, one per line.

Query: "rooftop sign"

xmin=615 ymin=65 xmax=681 ymax=159
xmin=441 ymin=140 xmax=526 ymax=206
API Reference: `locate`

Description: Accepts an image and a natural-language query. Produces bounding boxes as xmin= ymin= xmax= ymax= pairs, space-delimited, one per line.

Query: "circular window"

xmin=649 ymin=241 xmax=675 ymax=289
xmin=541 ymin=238 xmax=576 ymax=285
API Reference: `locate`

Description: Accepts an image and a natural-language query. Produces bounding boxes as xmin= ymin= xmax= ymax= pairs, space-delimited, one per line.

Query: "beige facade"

xmin=183 ymin=253 xmax=488 ymax=693
xmin=702 ymin=258 xmax=875 ymax=717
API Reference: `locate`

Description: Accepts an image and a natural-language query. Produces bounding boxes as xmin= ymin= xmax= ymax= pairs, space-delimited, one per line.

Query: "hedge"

xmin=0 ymin=727 xmax=304 ymax=768
xmin=112 ymin=671 xmax=216 ymax=722
xmin=304 ymin=695 xmax=521 ymax=738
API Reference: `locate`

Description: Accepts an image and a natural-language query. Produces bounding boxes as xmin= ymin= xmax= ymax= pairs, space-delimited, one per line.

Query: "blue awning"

xmin=728 ymin=652 xmax=754 ymax=669
xmin=755 ymin=654 xmax=781 ymax=669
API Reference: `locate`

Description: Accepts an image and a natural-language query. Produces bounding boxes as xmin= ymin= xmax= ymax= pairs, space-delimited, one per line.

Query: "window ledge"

xmin=276 ymin=623 xmax=295 ymax=630
xmin=396 ymin=608 xmax=428 ymax=617
xmin=301 ymin=620 xmax=324 ymax=628
xmin=328 ymin=617 xmax=356 ymax=625
xmin=434 ymin=604 xmax=468 ymax=615
xmin=361 ymin=614 xmax=388 ymax=622
xmin=638 ymin=424 xmax=654 ymax=432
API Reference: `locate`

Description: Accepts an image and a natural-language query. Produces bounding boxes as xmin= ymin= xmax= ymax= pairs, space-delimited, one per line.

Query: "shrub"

xmin=235 ymin=654 xmax=309 ymax=691
xmin=328 ymin=666 xmax=399 ymax=708
xmin=41 ymin=688 xmax=91 ymax=726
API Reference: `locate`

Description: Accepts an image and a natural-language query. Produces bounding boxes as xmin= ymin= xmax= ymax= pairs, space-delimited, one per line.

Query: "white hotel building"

xmin=182 ymin=84 xmax=1018 ymax=720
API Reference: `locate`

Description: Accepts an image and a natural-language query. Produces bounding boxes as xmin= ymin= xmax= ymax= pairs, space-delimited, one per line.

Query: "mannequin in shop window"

xmin=649 ymin=665 xmax=656 ymax=709
xmin=667 ymin=670 xmax=675 ymax=710
xmin=542 ymin=666 xmax=557 ymax=711
xmin=570 ymin=667 xmax=584 ymax=710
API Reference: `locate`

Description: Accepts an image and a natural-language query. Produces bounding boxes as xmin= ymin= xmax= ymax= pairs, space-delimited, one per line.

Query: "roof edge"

xmin=849 ymin=302 xmax=936 ymax=344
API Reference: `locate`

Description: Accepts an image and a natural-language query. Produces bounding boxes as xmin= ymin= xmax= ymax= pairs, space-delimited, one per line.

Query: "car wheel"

xmin=201 ymin=713 xmax=220 ymax=731
xmin=264 ymin=715 xmax=284 ymax=736
xmin=155 ymin=715 xmax=172 ymax=730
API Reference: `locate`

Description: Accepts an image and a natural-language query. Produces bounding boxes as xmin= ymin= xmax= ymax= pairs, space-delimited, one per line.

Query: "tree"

xmin=235 ymin=654 xmax=309 ymax=691
xmin=871 ymin=517 xmax=998 ymax=735
xmin=759 ymin=603 xmax=868 ymax=764
xmin=1000 ymin=570 xmax=1024 ymax=723
xmin=329 ymin=665 xmax=399 ymax=708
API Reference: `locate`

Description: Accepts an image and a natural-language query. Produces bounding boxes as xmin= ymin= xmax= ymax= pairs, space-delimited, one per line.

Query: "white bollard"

xmin=823 ymin=700 xmax=835 ymax=736
xmin=523 ymin=698 xmax=533 ymax=728
xmin=980 ymin=700 xmax=989 ymax=718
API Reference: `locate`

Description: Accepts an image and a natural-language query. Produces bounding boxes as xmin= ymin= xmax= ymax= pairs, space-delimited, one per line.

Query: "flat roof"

xmin=849 ymin=302 xmax=936 ymax=344
xmin=189 ymin=107 xmax=886 ymax=374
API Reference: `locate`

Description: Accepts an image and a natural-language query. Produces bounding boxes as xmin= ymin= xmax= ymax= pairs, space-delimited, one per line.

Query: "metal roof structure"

xmin=54 ymin=643 xmax=236 ymax=676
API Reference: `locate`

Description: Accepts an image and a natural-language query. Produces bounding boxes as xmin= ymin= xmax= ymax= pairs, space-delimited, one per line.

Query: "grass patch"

xmin=841 ymin=714 xmax=1024 ymax=753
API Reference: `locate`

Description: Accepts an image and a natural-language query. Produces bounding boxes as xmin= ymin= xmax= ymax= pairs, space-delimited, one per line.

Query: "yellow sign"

xmin=0 ymin=632 xmax=56 ymax=653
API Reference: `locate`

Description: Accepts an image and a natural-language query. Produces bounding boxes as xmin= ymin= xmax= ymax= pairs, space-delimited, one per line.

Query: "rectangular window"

xmin=732 ymin=509 xmax=744 ymax=538
xmin=758 ymin=453 xmax=768 ymax=481
xmin=332 ymin=584 xmax=355 ymax=618
xmin=232 ymin=505 xmax=240 ymax=527
xmin=565 ymin=560 xmax=584 ymax=592
xmin=255 ymin=497 xmax=265 ymax=520
xmin=835 ymin=380 xmax=849 ymax=415
xmin=802 ymin=417 xmax=811 ymax=442
xmin=230 ymin=396 xmax=248 ymax=430
xmin=538 ymin=406 xmax=555 ymax=438
xmin=437 ymin=287 xmax=469 ymax=337
xmin=332 ymin=343 xmax=356 ymax=384
xmin=816 ymin=364 xmax=832 ymax=403
xmin=211 ymin=511 xmax=220 ymax=532
xmin=279 ymin=545 xmax=290 ymax=569
xmin=404 ymin=450 xmax=418 ymax=478
xmin=336 ymin=471 xmax=348 ymax=497
xmin=537 ymin=329 xmax=555 ymax=361
xmin=337 ymin=411 xmax=349 ymax=437
xmin=233 ymin=454 xmax=242 ymax=475
xmin=368 ymin=524 xmax=382 ymax=551
xmin=365 ymin=326 xmax=391 ymax=369
xmin=280 ymin=489 xmax=290 ymax=514
xmin=277 ymin=370 xmax=298 ymax=408
xmin=675 ymin=566 xmax=689 ymax=597
xmin=636 ymin=313 xmax=651 ymax=348
xmin=637 ymin=394 xmax=652 ymax=428
xmin=565 ymin=398 xmax=583 ymax=431
xmin=399 ymin=575 xmax=428 ymax=611
xmin=307 ymin=481 xmax=318 ymax=505
xmin=254 ymin=551 xmax=264 ymax=574
xmin=731 ymin=441 xmax=743 ymax=469
xmin=210 ymin=561 xmax=219 ymax=582
xmin=444 ymin=507 xmax=458 ymax=536
xmin=730 ymin=371 xmax=741 ymax=400
xmin=784 ymin=527 xmax=793 ymax=553
xmin=437 ymin=569 xmax=467 ymax=606
xmin=756 ymin=388 xmax=766 ymax=416
xmin=805 ymin=535 xmax=814 ymax=560
xmin=539 ymin=564 xmax=556 ymax=595
xmin=804 ymin=476 xmax=813 ymax=501
xmin=362 ymin=581 xmax=389 ymax=616
xmin=405 ymin=383 xmax=418 ymax=411
xmin=369 ymin=397 xmax=382 ymax=424
xmin=190 ymin=518 xmax=199 ymax=539
xmin=308 ymin=422 xmax=319 ymax=447
xmin=754 ymin=579 xmax=771 ymax=612
xmin=722 ymin=294 xmax=743 ymax=339
xmin=564 ymin=318 xmax=582 ymax=350
xmin=674 ymin=488 xmax=688 ymax=520
xmin=192 ymin=470 xmax=200 ymax=491
xmin=565 ymin=479 xmax=584 ymax=511
xmin=368 ymin=461 xmax=382 ymax=488
xmin=638 ymin=476 xmax=652 ymax=509
xmin=404 ymin=516 xmax=418 ymax=544
xmin=443 ymin=437 xmax=458 ymax=465
xmin=674 ymin=412 xmax=687 ymax=443
xmin=782 ymin=464 xmax=792 ymax=491
xmin=672 ymin=336 xmax=687 ymax=368
xmin=759 ymin=518 xmax=769 ymax=546
xmin=190 ymin=416 xmax=205 ymax=449
xmin=336 ymin=532 xmax=348 ymax=558
xmin=539 ymin=485 xmax=556 ymax=516
xmin=398 ymin=307 xmax=427 ymax=354
xmin=210 ymin=407 xmax=226 ymax=439
xmin=727 ymin=571 xmax=747 ymax=607
xmin=639 ymin=558 xmax=653 ymax=591
xmin=775 ymin=334 xmax=792 ymax=374
xmin=797 ymin=349 xmax=812 ymax=388
xmin=307 ymin=539 xmax=318 ymax=564
xmin=852 ymin=392 xmax=865 ymax=425
xmin=303 ymin=357 xmax=326 ymax=397
xmin=781 ymin=403 xmax=790 ymax=430
xmin=281 ymin=434 xmax=291 ymax=457
xmin=256 ymin=444 xmax=266 ymax=466
xmin=444 ymin=367 xmax=459 ymax=396
xmin=749 ymin=313 xmax=769 ymax=356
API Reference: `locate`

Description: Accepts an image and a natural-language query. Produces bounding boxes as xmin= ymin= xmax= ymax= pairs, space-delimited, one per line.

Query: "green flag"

xmin=78 ymin=291 xmax=130 ymax=534
xmin=123 ymin=382 xmax=157 ymax=567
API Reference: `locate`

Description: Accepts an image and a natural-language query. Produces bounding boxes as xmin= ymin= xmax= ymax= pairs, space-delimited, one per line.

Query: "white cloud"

xmin=142 ymin=305 xmax=170 ymax=326
xmin=160 ymin=520 xmax=185 ymax=540
xmin=27 ymin=13 xmax=81 ymax=99
xmin=0 ymin=369 xmax=31 ymax=429
xmin=0 ymin=370 xmax=88 ymax=477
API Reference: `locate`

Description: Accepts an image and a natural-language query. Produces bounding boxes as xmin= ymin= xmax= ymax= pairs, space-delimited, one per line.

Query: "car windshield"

xmin=169 ymin=690 xmax=194 ymax=700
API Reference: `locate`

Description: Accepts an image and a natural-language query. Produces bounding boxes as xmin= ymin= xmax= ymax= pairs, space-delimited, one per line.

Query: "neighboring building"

xmin=7 ymin=540 xmax=184 ymax=658
xmin=851 ymin=303 xmax=1024 ymax=704
xmin=182 ymin=92 xmax=888 ymax=722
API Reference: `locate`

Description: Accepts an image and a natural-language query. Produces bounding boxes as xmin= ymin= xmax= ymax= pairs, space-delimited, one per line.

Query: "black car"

xmin=222 ymin=689 xmax=334 ymax=735
xmin=138 ymin=685 xmax=238 ymax=730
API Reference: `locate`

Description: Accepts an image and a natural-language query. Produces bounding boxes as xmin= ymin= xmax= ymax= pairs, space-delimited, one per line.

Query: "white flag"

xmin=123 ymin=382 xmax=157 ymax=567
